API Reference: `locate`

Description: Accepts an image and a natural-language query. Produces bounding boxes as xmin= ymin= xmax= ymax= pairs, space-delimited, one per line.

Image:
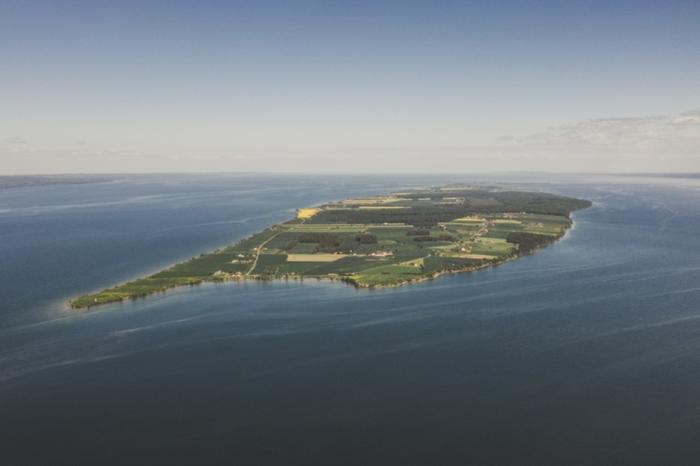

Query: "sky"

xmin=1 ymin=0 xmax=699 ymax=175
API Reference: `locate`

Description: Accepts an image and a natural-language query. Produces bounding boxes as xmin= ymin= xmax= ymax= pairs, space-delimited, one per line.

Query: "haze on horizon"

xmin=1 ymin=0 xmax=699 ymax=175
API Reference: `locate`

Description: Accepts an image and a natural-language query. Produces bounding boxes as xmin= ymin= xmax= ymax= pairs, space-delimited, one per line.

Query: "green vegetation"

xmin=70 ymin=186 xmax=591 ymax=309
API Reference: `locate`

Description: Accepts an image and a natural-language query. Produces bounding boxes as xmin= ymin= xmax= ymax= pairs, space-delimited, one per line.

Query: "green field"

xmin=70 ymin=186 xmax=590 ymax=309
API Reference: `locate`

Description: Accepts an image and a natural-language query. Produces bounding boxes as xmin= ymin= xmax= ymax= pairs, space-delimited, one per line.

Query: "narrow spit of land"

xmin=70 ymin=186 xmax=591 ymax=309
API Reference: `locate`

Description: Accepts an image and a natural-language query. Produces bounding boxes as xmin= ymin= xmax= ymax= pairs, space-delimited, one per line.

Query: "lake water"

xmin=1 ymin=174 xmax=699 ymax=465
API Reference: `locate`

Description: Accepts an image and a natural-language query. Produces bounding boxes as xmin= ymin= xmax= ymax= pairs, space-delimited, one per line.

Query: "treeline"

xmin=506 ymin=232 xmax=556 ymax=253
xmin=406 ymin=228 xmax=431 ymax=236
xmin=413 ymin=234 xmax=454 ymax=242
xmin=485 ymin=191 xmax=591 ymax=217
xmin=422 ymin=256 xmax=484 ymax=274
xmin=307 ymin=190 xmax=591 ymax=227
xmin=310 ymin=206 xmax=473 ymax=227
xmin=356 ymin=234 xmax=378 ymax=244
xmin=295 ymin=232 xmax=378 ymax=253
xmin=391 ymin=189 xmax=590 ymax=217
xmin=298 ymin=233 xmax=342 ymax=245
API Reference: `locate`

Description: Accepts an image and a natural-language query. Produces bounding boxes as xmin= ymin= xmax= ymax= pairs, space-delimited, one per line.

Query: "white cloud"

xmin=672 ymin=116 xmax=700 ymax=125
xmin=489 ymin=107 xmax=700 ymax=172
xmin=502 ymin=108 xmax=700 ymax=148
xmin=671 ymin=109 xmax=700 ymax=126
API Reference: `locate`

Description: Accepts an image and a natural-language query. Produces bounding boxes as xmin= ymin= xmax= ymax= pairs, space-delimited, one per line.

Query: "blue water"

xmin=1 ymin=174 xmax=699 ymax=465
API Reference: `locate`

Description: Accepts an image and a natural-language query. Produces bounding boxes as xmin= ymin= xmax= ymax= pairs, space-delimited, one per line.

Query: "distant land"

xmin=70 ymin=186 xmax=591 ymax=309
xmin=0 ymin=174 xmax=117 ymax=189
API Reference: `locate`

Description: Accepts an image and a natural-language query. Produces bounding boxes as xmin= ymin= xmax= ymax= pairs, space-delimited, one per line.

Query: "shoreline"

xmin=69 ymin=187 xmax=590 ymax=310
xmin=69 ymin=227 xmax=571 ymax=311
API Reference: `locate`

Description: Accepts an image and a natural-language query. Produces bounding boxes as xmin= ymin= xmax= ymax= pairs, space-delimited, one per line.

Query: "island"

xmin=70 ymin=186 xmax=591 ymax=309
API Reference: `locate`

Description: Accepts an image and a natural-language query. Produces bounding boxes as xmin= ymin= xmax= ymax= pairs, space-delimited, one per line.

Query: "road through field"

xmin=246 ymin=233 xmax=280 ymax=275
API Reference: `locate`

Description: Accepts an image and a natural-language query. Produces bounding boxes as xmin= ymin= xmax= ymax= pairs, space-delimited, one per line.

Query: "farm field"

xmin=70 ymin=186 xmax=590 ymax=308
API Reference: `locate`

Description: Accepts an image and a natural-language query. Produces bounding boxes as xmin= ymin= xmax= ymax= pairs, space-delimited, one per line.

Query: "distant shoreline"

xmin=0 ymin=175 xmax=119 ymax=190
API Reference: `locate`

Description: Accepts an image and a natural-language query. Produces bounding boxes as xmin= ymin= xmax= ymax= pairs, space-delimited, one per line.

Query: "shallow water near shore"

xmin=2 ymin=174 xmax=700 ymax=465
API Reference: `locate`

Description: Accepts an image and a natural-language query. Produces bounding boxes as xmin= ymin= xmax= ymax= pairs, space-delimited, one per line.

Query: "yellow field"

xmin=458 ymin=253 xmax=496 ymax=260
xmin=286 ymin=253 xmax=347 ymax=262
xmin=399 ymin=258 xmax=425 ymax=267
xmin=454 ymin=216 xmax=486 ymax=223
xmin=296 ymin=208 xmax=320 ymax=219
xmin=492 ymin=219 xmax=522 ymax=224
xmin=341 ymin=196 xmax=402 ymax=206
